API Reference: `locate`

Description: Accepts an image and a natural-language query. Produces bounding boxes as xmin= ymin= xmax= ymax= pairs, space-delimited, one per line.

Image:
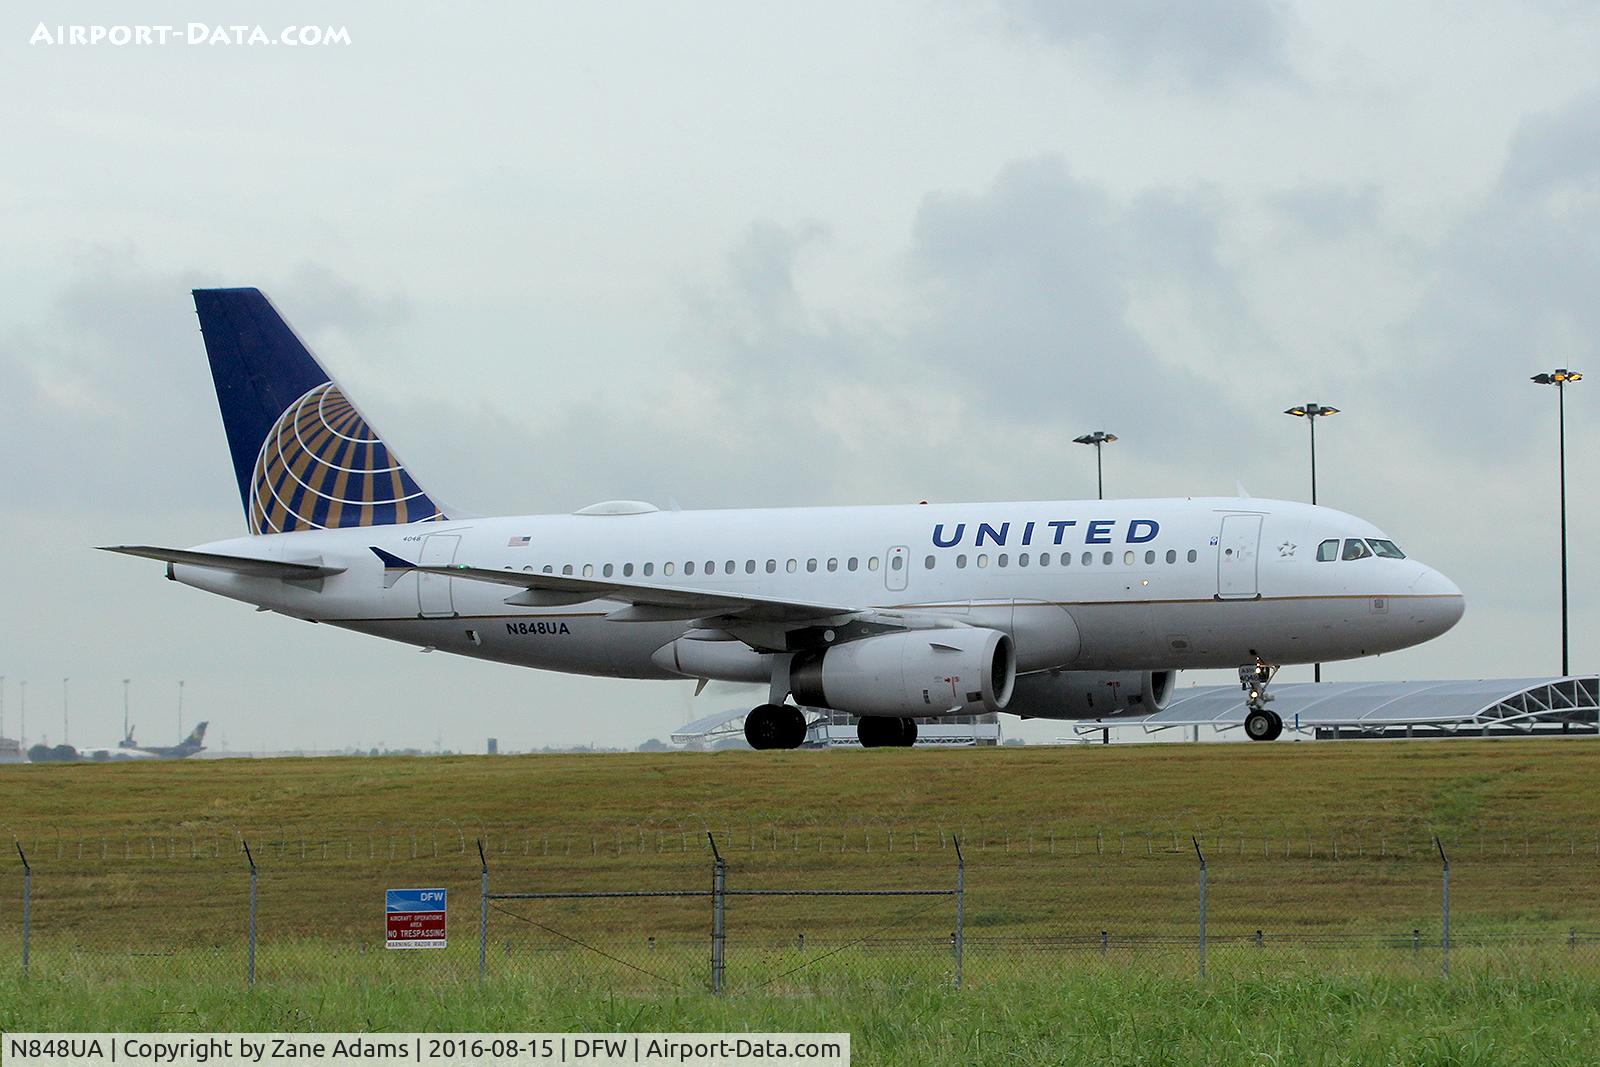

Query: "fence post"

xmin=477 ymin=839 xmax=489 ymax=981
xmin=16 ymin=841 xmax=30 ymax=977
xmin=953 ymin=835 xmax=965 ymax=990
xmin=708 ymin=833 xmax=725 ymax=994
xmin=1435 ymin=836 xmax=1450 ymax=977
xmin=1193 ymin=836 xmax=1207 ymax=980
xmin=242 ymin=840 xmax=256 ymax=988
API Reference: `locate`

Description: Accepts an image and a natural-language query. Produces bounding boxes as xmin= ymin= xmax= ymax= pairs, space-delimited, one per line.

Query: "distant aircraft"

xmin=106 ymin=289 xmax=1465 ymax=748
xmin=80 ymin=722 xmax=208 ymax=761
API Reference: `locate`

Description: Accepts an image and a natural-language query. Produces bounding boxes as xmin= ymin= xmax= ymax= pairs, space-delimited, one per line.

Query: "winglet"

xmin=370 ymin=546 xmax=416 ymax=589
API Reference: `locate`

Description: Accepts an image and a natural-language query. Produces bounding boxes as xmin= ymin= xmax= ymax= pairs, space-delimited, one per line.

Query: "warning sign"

xmin=386 ymin=888 xmax=447 ymax=949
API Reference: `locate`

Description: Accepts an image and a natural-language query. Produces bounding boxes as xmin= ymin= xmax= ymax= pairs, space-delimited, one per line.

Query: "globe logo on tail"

xmin=248 ymin=382 xmax=444 ymax=533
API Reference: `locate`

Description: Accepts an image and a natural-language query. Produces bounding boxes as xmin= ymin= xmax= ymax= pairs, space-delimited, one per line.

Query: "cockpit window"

xmin=1342 ymin=538 xmax=1372 ymax=561
xmin=1366 ymin=539 xmax=1406 ymax=559
xmin=1316 ymin=539 xmax=1340 ymax=562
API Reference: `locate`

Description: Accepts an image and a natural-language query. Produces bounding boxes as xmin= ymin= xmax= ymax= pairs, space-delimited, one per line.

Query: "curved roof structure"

xmin=1075 ymin=675 xmax=1598 ymax=738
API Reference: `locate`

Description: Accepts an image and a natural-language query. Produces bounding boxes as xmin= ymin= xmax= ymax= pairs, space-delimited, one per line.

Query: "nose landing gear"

xmin=1240 ymin=656 xmax=1283 ymax=742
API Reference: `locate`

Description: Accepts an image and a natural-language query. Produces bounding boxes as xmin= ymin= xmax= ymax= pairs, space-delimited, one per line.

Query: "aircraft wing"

xmin=375 ymin=548 xmax=957 ymax=650
xmin=101 ymin=546 xmax=346 ymax=581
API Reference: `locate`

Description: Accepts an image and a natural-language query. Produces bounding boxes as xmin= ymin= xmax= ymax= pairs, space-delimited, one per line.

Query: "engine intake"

xmin=790 ymin=628 xmax=1015 ymax=717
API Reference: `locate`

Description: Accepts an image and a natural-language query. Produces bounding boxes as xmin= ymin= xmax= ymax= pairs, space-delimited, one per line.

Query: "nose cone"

xmin=1410 ymin=565 xmax=1466 ymax=637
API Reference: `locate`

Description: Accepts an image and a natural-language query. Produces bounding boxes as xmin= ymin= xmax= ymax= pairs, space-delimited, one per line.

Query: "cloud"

xmin=1399 ymin=88 xmax=1600 ymax=445
xmin=995 ymin=0 xmax=1294 ymax=89
xmin=905 ymin=157 xmax=1248 ymax=442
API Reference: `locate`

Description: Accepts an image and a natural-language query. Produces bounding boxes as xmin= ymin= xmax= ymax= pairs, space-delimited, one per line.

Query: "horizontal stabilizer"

xmin=100 ymin=545 xmax=346 ymax=581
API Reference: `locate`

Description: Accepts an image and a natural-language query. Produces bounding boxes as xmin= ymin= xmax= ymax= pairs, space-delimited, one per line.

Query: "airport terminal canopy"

xmin=1081 ymin=676 xmax=1598 ymax=739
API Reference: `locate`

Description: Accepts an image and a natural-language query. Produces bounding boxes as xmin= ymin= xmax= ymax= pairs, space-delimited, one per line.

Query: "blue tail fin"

xmin=192 ymin=288 xmax=447 ymax=534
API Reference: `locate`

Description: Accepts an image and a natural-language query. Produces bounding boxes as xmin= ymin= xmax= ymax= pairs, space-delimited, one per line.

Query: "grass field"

xmin=3 ymin=740 xmax=1600 ymax=1063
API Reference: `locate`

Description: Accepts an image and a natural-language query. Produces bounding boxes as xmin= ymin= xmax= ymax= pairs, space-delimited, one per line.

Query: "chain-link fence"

xmin=6 ymin=826 xmax=1599 ymax=991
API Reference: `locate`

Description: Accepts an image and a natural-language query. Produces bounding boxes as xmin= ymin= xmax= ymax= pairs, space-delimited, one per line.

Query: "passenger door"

xmin=417 ymin=534 xmax=461 ymax=617
xmin=1216 ymin=515 xmax=1262 ymax=600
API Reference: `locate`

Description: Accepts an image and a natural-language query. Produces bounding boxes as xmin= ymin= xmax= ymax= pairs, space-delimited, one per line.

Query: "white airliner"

xmin=107 ymin=289 xmax=1465 ymax=748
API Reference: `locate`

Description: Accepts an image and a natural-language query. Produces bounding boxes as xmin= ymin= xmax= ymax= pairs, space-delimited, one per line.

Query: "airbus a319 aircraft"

xmin=108 ymin=290 xmax=1466 ymax=747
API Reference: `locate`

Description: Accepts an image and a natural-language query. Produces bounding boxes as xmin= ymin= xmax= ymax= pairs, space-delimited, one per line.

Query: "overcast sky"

xmin=2 ymin=1 xmax=1594 ymax=751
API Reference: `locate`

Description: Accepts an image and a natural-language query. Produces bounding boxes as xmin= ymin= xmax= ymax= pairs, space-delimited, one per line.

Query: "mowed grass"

xmin=3 ymin=741 xmax=1600 ymax=1062
xmin=7 ymin=738 xmax=1600 ymax=841
xmin=3 ymin=741 xmax=1600 ymax=944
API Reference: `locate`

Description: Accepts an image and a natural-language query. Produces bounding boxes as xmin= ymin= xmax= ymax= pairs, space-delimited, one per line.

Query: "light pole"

xmin=1532 ymin=369 xmax=1582 ymax=677
xmin=123 ymin=677 xmax=131 ymax=742
xmin=1285 ymin=403 xmax=1341 ymax=682
xmin=19 ymin=680 xmax=26 ymax=750
xmin=1072 ymin=431 xmax=1118 ymax=500
xmin=62 ymin=677 xmax=69 ymax=746
xmin=178 ymin=679 xmax=184 ymax=737
xmin=1 ymin=675 xmax=6 ymax=742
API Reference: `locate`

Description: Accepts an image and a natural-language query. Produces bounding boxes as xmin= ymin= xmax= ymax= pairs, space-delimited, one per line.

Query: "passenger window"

xmin=1060 ymin=552 xmax=1070 ymax=566
xmin=1145 ymin=550 xmax=1156 ymax=565
xmin=1103 ymin=552 xmax=1113 ymax=566
xmin=891 ymin=555 xmax=904 ymax=571
xmin=1081 ymin=552 xmax=1092 ymax=566
xmin=956 ymin=554 xmax=968 ymax=569
xmin=623 ymin=563 xmax=633 ymax=577
xmin=746 ymin=560 xmax=756 ymax=574
xmin=806 ymin=558 xmax=818 ymax=573
xmin=1166 ymin=550 xmax=1176 ymax=564
xmin=562 ymin=564 xmax=574 ymax=575
xmin=924 ymin=555 xmax=936 ymax=569
xmin=1039 ymin=552 xmax=1049 ymax=567
xmin=996 ymin=553 xmax=1007 ymax=568
xmin=766 ymin=559 xmax=777 ymax=573
xmin=868 ymin=557 xmax=880 ymax=571
xmin=1316 ymin=539 xmax=1339 ymax=562
xmin=663 ymin=562 xmax=675 ymax=576
xmin=726 ymin=560 xmax=735 ymax=573
xmin=828 ymin=558 xmax=839 ymax=572
xmin=786 ymin=559 xmax=797 ymax=573
xmin=684 ymin=561 xmax=696 ymax=576
xmin=542 ymin=565 xmax=553 ymax=573
xmin=1342 ymin=538 xmax=1372 ymax=561
xmin=1187 ymin=550 xmax=1197 ymax=563
xmin=1124 ymin=551 xmax=1135 ymax=565
xmin=602 ymin=563 xmax=614 ymax=577
xmin=1367 ymin=539 xmax=1406 ymax=559
xmin=847 ymin=557 xmax=859 ymax=571
xmin=643 ymin=562 xmax=654 ymax=576
xmin=977 ymin=554 xmax=989 ymax=568
xmin=1018 ymin=552 xmax=1030 ymax=567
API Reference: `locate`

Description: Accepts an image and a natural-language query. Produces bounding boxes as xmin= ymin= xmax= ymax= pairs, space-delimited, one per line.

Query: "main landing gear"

xmin=856 ymin=716 xmax=918 ymax=748
xmin=1240 ymin=655 xmax=1284 ymax=742
xmin=744 ymin=704 xmax=808 ymax=750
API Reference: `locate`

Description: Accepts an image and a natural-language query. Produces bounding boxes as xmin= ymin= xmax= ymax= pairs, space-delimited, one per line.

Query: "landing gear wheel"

xmin=779 ymin=705 xmax=808 ymax=749
xmin=897 ymin=717 xmax=919 ymax=747
xmin=857 ymin=716 xmax=895 ymax=748
xmin=1244 ymin=709 xmax=1283 ymax=742
xmin=745 ymin=704 xmax=806 ymax=750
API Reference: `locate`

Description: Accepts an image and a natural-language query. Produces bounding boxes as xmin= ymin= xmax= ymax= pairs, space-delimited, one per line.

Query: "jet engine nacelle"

xmin=790 ymin=628 xmax=1016 ymax=717
xmin=1006 ymin=669 xmax=1176 ymax=720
